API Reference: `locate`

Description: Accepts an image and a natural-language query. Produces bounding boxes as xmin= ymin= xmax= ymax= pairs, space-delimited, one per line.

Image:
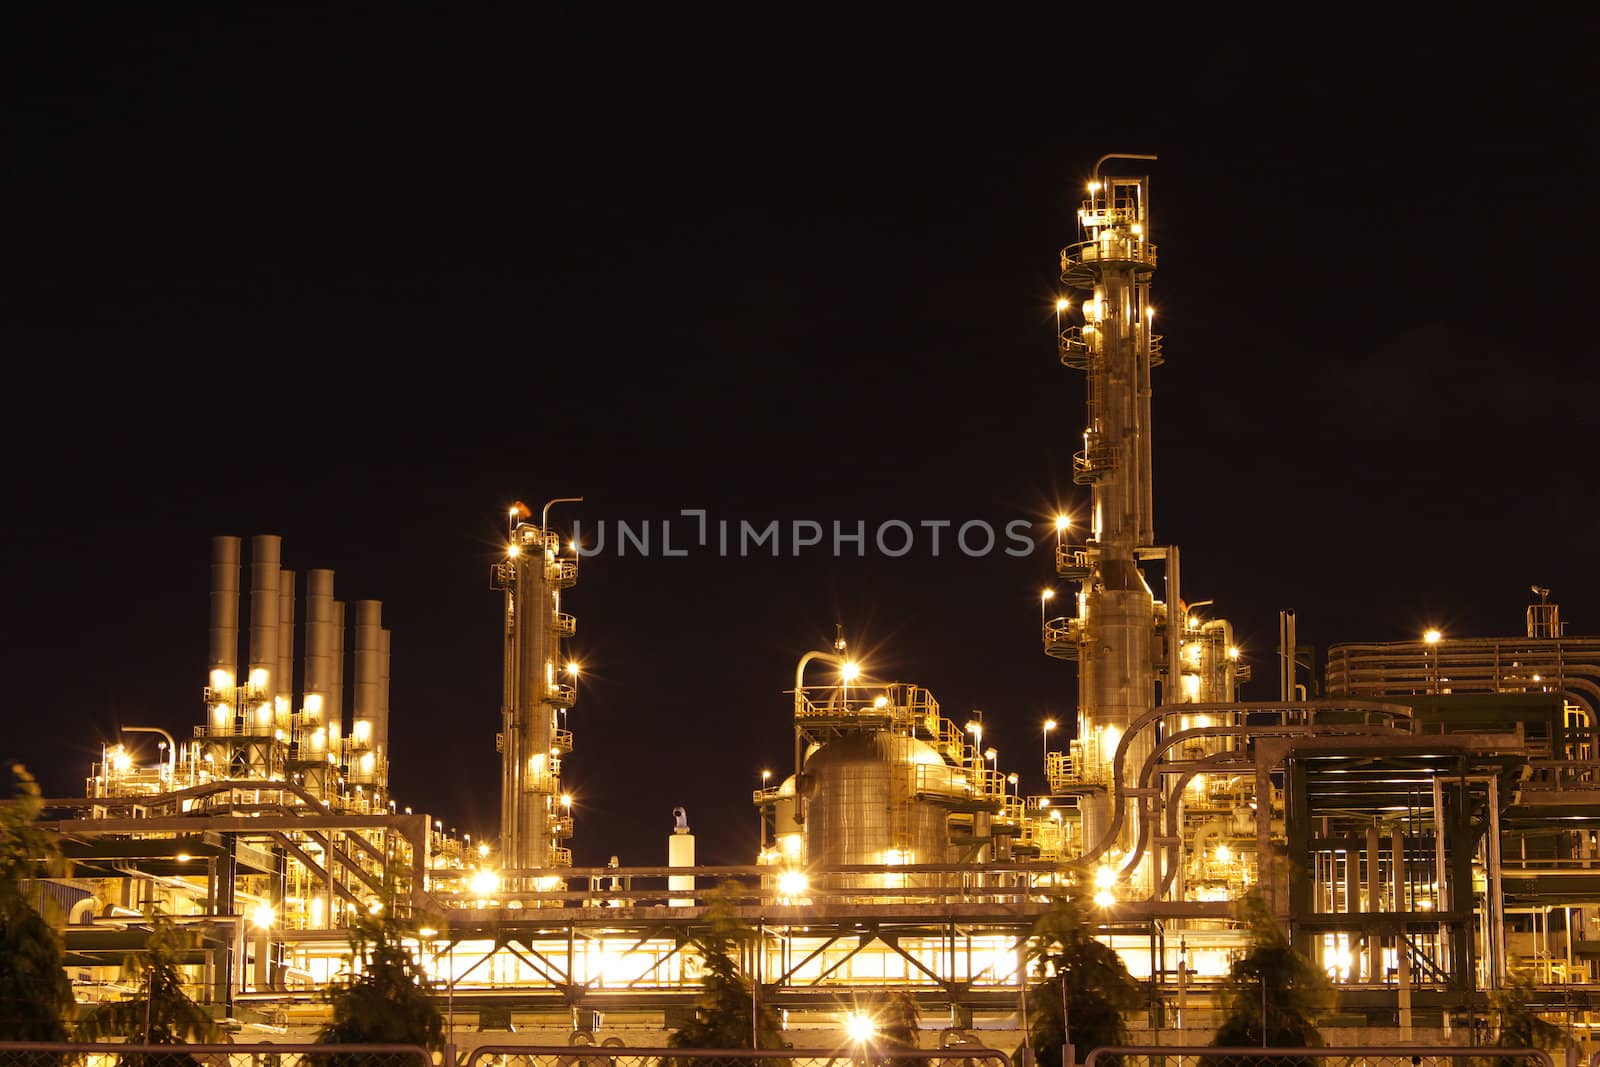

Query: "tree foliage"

xmin=1026 ymin=895 xmax=1141 ymax=1065
xmin=1491 ymin=970 xmax=1570 ymax=1065
xmin=76 ymin=907 xmax=220 ymax=1049
xmin=665 ymin=881 xmax=784 ymax=1059
xmin=317 ymin=910 xmax=444 ymax=1052
xmin=0 ymin=763 xmax=74 ymax=1040
xmin=1202 ymin=893 xmax=1331 ymax=1064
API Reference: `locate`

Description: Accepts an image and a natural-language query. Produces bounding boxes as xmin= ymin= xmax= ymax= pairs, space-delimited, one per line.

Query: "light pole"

xmin=1424 ymin=628 xmax=1442 ymax=695
xmin=760 ymin=769 xmax=772 ymax=849
xmin=1042 ymin=719 xmax=1056 ymax=783
xmin=1041 ymin=588 xmax=1056 ymax=630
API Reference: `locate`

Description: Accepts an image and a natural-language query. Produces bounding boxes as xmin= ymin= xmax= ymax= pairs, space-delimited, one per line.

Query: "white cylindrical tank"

xmin=208 ymin=536 xmax=241 ymax=691
xmin=248 ymin=535 xmax=282 ymax=725
xmin=668 ymin=807 xmax=695 ymax=907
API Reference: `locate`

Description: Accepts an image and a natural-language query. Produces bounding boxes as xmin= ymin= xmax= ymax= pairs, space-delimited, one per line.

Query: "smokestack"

xmin=208 ymin=537 xmax=241 ymax=692
xmin=303 ymin=570 xmax=334 ymax=746
xmin=352 ymin=600 xmax=382 ymax=780
xmin=248 ymin=536 xmax=282 ymax=728
xmin=277 ymin=568 xmax=296 ymax=730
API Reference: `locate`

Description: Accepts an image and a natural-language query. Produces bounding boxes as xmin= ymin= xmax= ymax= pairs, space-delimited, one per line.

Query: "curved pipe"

xmin=1093 ymin=153 xmax=1159 ymax=178
xmin=1117 ymin=721 xmax=1410 ymax=882
xmin=541 ymin=497 xmax=584 ymax=530
xmin=68 ymin=896 xmax=102 ymax=925
xmin=121 ymin=726 xmax=177 ymax=776
xmin=1075 ymin=700 xmax=1414 ymax=876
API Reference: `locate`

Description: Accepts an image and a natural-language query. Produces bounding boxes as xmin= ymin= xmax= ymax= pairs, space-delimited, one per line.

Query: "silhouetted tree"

xmin=0 ymin=763 xmax=74 ymax=1040
xmin=1490 ymin=970 xmax=1570 ymax=1067
xmin=77 ymin=907 xmax=220 ymax=1067
xmin=1201 ymin=893 xmax=1330 ymax=1066
xmin=1026 ymin=895 xmax=1140 ymax=1066
xmin=665 ymin=881 xmax=783 ymax=1063
xmin=317 ymin=909 xmax=444 ymax=1055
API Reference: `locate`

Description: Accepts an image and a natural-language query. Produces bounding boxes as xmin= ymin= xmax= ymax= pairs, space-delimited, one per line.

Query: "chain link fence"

xmin=0 ymin=1043 xmax=433 ymax=1067
xmin=465 ymin=1046 xmax=1012 ymax=1067
xmin=1081 ymin=1047 xmax=1558 ymax=1067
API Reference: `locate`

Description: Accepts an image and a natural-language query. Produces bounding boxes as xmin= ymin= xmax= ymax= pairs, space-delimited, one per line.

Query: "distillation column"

xmin=496 ymin=504 xmax=580 ymax=878
xmin=1059 ymin=164 xmax=1161 ymax=869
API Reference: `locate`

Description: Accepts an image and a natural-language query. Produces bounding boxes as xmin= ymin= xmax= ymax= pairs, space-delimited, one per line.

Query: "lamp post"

xmin=760 ymin=769 xmax=772 ymax=849
xmin=1041 ymin=588 xmax=1056 ymax=630
xmin=1043 ymin=719 xmax=1056 ymax=784
xmin=1423 ymin=628 xmax=1442 ymax=695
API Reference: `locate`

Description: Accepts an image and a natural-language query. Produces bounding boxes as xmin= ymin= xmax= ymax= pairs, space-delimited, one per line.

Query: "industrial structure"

xmin=22 ymin=155 xmax=1600 ymax=1051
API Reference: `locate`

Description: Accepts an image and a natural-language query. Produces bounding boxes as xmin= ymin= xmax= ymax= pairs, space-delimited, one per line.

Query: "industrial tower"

xmin=1046 ymin=154 xmax=1166 ymax=867
xmin=493 ymin=499 xmax=582 ymax=879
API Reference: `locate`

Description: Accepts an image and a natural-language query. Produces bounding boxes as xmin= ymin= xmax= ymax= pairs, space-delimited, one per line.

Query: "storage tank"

xmin=802 ymin=732 xmax=959 ymax=892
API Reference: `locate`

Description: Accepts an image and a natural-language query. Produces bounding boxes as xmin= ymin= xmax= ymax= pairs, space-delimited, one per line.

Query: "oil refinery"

xmin=24 ymin=154 xmax=1600 ymax=1054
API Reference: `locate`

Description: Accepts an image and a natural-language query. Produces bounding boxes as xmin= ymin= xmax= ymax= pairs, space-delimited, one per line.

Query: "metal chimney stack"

xmin=303 ymin=569 xmax=335 ymax=768
xmin=351 ymin=600 xmax=383 ymax=792
xmin=208 ymin=536 xmax=242 ymax=702
xmin=248 ymin=536 xmax=283 ymax=731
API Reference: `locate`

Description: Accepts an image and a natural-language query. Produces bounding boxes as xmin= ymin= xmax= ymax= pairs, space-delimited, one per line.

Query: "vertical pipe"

xmin=248 ymin=536 xmax=282 ymax=728
xmin=1279 ymin=610 xmax=1297 ymax=703
xmin=377 ymin=627 xmax=391 ymax=791
xmin=1488 ymin=775 xmax=1506 ymax=987
xmin=330 ymin=600 xmax=345 ymax=776
xmin=1166 ymin=546 xmax=1181 ymax=705
xmin=1366 ymin=823 xmax=1381 ymax=981
xmin=277 ymin=568 xmax=296 ymax=732
xmin=1344 ymin=846 xmax=1359 ymax=915
xmin=1391 ymin=824 xmax=1407 ymax=913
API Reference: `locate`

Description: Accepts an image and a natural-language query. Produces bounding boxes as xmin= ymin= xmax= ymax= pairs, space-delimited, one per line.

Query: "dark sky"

xmin=6 ymin=16 xmax=1595 ymax=867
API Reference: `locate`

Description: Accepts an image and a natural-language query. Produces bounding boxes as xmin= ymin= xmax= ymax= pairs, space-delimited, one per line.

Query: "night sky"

xmin=7 ymin=17 xmax=1594 ymax=867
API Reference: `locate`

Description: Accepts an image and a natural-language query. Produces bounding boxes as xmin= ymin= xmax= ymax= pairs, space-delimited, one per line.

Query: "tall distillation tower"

xmin=493 ymin=500 xmax=581 ymax=880
xmin=1055 ymin=155 xmax=1163 ymax=866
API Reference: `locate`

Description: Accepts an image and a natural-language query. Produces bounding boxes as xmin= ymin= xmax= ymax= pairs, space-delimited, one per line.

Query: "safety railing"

xmin=0 ymin=1043 xmax=432 ymax=1067
xmin=1072 ymin=443 xmax=1119 ymax=485
xmin=1056 ymin=545 xmax=1091 ymax=579
xmin=546 ymin=559 xmax=578 ymax=587
xmin=544 ymin=683 xmax=576 ymax=707
xmin=1085 ymin=1048 xmax=1556 ymax=1067
xmin=1060 ymin=325 xmax=1092 ymax=369
xmin=553 ymin=612 xmax=577 ymax=638
xmin=465 ymin=1044 xmax=1012 ymax=1067
xmin=1061 ymin=234 xmax=1159 ymax=276
xmin=1044 ymin=617 xmax=1080 ymax=661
